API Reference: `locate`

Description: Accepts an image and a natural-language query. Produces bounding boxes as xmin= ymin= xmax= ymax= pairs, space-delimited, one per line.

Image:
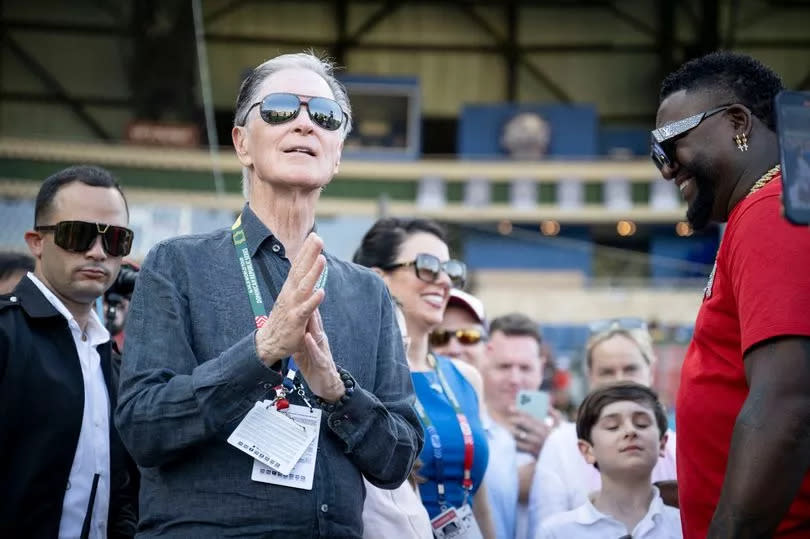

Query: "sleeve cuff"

xmin=325 ymin=384 xmax=380 ymax=450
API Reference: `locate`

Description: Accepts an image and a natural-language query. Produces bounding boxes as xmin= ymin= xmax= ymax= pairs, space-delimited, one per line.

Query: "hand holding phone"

xmin=776 ymin=90 xmax=810 ymax=225
xmin=516 ymin=390 xmax=550 ymax=420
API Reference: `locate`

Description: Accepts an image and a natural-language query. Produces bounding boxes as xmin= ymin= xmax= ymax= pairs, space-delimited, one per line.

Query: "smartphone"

xmin=516 ymin=390 xmax=550 ymax=420
xmin=775 ymin=90 xmax=810 ymax=225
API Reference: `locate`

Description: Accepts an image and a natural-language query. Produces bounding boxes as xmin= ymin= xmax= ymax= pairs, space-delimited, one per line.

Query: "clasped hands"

xmin=254 ymin=233 xmax=345 ymax=403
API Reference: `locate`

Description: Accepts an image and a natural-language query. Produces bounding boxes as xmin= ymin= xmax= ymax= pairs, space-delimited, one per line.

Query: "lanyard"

xmin=413 ymin=354 xmax=476 ymax=509
xmin=231 ymin=214 xmax=302 ymax=406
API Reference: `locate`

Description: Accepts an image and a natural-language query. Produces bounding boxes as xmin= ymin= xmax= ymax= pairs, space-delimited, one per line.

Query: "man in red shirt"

xmin=654 ymin=51 xmax=810 ymax=538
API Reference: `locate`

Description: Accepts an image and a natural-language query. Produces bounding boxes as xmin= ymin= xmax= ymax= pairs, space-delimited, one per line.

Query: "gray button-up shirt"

xmin=115 ymin=205 xmax=423 ymax=537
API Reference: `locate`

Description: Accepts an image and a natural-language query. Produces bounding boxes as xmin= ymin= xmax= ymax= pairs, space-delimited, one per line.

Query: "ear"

xmin=578 ymin=439 xmax=597 ymax=466
xmin=726 ymin=104 xmax=754 ymax=138
xmin=232 ymin=126 xmax=253 ymax=167
xmin=371 ymin=266 xmax=391 ymax=287
xmin=24 ymin=230 xmax=44 ymax=260
xmin=659 ymin=431 xmax=669 ymax=457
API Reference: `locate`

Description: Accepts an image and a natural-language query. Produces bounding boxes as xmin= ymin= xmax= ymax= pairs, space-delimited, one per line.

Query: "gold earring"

xmin=735 ymin=133 xmax=749 ymax=152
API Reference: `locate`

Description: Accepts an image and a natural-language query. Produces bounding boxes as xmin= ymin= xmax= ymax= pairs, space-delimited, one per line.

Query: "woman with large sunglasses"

xmin=355 ymin=217 xmax=496 ymax=539
xmin=115 ymin=53 xmax=423 ymax=537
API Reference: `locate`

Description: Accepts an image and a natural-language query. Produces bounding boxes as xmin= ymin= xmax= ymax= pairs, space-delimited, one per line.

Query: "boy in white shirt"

xmin=538 ymin=382 xmax=682 ymax=539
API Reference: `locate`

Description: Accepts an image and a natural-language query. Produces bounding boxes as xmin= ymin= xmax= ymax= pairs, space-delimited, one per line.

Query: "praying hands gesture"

xmin=254 ymin=233 xmax=344 ymax=401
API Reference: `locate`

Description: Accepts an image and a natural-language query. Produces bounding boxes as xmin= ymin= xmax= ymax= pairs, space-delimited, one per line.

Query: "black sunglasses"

xmin=650 ymin=105 xmax=730 ymax=171
xmin=241 ymin=92 xmax=346 ymax=131
xmin=35 ymin=221 xmax=134 ymax=257
xmin=382 ymin=253 xmax=467 ymax=289
xmin=429 ymin=328 xmax=485 ymax=347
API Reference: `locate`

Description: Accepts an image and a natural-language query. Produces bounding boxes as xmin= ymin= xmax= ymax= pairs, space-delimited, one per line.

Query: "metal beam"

xmin=455 ymin=3 xmax=573 ymax=102
xmin=698 ymin=0 xmax=720 ymax=55
xmin=677 ymin=0 xmax=700 ymax=28
xmin=91 ymin=0 xmax=125 ymax=25
xmin=2 ymin=19 xmax=128 ymax=36
xmin=658 ymin=0 xmax=677 ymax=79
xmin=604 ymin=3 xmax=658 ymax=38
xmin=203 ymin=32 xmax=663 ymax=54
xmin=505 ymin=1 xmax=518 ymax=101
xmin=345 ymin=0 xmax=402 ymax=44
xmin=332 ymin=0 xmax=348 ymax=65
xmin=724 ymin=0 xmax=741 ymax=48
xmin=204 ymin=0 xmax=250 ymax=25
xmin=0 ymin=91 xmax=132 ymax=107
xmin=0 ymin=32 xmax=112 ymax=140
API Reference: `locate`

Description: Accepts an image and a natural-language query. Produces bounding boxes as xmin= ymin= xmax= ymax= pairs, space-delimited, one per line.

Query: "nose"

xmin=85 ymin=235 xmax=107 ymax=260
xmin=435 ymin=270 xmax=452 ymax=289
xmin=508 ymin=365 xmax=523 ymax=385
xmin=622 ymin=420 xmax=639 ymax=438
xmin=291 ymin=102 xmax=315 ymax=134
xmin=660 ymin=160 xmax=679 ymax=180
xmin=444 ymin=336 xmax=465 ymax=358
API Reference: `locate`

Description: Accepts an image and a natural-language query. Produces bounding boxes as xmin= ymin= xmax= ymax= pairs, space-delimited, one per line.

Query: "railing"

xmin=0 ymin=136 xmax=685 ymax=223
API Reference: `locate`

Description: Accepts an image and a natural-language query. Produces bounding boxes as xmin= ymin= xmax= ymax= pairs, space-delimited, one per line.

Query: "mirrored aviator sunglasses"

xmin=257 ymin=93 xmax=344 ymax=131
xmin=35 ymin=220 xmax=134 ymax=257
xmin=429 ymin=328 xmax=484 ymax=347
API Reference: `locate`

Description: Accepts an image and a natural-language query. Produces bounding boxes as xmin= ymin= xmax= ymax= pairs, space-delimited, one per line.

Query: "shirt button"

xmin=271 ymin=244 xmax=281 ymax=253
xmin=320 ymin=504 xmax=329 ymax=513
xmin=9 ymin=296 xmax=17 ymax=302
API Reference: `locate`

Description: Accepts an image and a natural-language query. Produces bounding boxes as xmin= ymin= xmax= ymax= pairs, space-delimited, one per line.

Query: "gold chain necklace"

xmin=704 ymin=164 xmax=781 ymax=298
xmin=747 ymin=164 xmax=781 ymax=196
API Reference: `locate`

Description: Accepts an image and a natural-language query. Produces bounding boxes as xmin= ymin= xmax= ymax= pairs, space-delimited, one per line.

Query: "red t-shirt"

xmin=677 ymin=175 xmax=810 ymax=538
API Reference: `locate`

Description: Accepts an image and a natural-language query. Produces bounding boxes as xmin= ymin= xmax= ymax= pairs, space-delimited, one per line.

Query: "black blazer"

xmin=0 ymin=276 xmax=137 ymax=538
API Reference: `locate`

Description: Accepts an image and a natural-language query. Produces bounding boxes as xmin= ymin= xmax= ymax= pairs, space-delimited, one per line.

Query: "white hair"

xmin=233 ymin=52 xmax=353 ymax=199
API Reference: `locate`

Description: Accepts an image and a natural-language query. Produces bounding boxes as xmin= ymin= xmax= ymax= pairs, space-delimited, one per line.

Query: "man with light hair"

xmin=237 ymin=51 xmax=353 ymax=199
xmin=116 ymin=51 xmax=421 ymax=537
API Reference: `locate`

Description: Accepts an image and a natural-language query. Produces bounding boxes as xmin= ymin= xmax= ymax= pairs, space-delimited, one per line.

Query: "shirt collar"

xmin=575 ymin=486 xmax=664 ymax=526
xmin=240 ymin=203 xmax=276 ymax=257
xmin=27 ymin=272 xmax=110 ymax=345
xmin=240 ymin=203 xmax=320 ymax=258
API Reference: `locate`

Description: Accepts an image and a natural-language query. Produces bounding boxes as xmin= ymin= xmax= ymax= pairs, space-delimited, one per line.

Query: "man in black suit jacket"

xmin=0 ymin=165 xmax=138 ymax=538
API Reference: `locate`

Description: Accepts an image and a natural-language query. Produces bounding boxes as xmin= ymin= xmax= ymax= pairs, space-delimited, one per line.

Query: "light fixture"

xmin=675 ymin=221 xmax=693 ymax=237
xmin=497 ymin=219 xmax=513 ymax=235
xmin=540 ymin=220 xmax=560 ymax=236
xmin=616 ymin=220 xmax=637 ymax=237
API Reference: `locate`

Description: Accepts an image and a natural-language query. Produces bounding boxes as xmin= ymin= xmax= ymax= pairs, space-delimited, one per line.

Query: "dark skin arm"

xmin=708 ymin=336 xmax=810 ymax=538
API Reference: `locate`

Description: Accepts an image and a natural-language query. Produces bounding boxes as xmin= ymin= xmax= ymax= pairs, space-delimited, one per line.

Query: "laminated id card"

xmin=252 ymin=405 xmax=321 ymax=490
xmin=227 ymin=401 xmax=316 ymax=476
xmin=430 ymin=504 xmax=483 ymax=539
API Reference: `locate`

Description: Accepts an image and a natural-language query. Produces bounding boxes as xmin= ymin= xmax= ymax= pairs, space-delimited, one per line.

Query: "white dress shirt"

xmin=484 ymin=417 xmax=519 ymax=539
xmin=527 ymin=422 xmax=677 ymax=539
xmin=28 ymin=273 xmax=111 ymax=539
xmin=537 ymin=486 xmax=682 ymax=539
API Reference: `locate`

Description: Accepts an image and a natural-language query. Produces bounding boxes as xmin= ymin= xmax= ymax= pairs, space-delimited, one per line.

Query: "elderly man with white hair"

xmin=115 ymin=52 xmax=423 ymax=537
